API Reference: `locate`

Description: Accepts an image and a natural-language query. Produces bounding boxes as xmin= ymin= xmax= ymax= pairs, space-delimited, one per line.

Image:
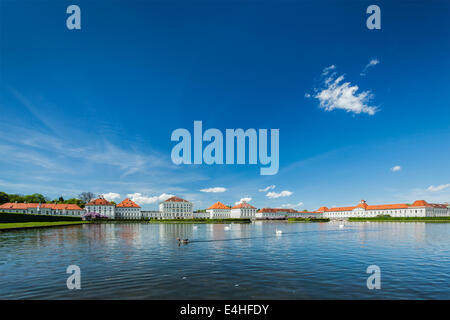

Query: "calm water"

xmin=0 ymin=222 xmax=449 ymax=299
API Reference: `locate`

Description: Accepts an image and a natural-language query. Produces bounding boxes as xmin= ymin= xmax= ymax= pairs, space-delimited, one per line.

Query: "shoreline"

xmin=0 ymin=221 xmax=89 ymax=231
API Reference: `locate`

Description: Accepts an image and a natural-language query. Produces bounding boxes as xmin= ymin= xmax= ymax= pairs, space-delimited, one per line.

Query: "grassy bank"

xmin=0 ymin=211 xmax=82 ymax=223
xmin=0 ymin=221 xmax=88 ymax=231
xmin=287 ymin=218 xmax=330 ymax=223
xmin=349 ymin=217 xmax=450 ymax=223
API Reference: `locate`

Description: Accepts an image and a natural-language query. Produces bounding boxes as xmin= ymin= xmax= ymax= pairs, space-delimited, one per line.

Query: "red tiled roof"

xmin=208 ymin=202 xmax=230 ymax=210
xmin=411 ymin=200 xmax=428 ymax=207
xmin=86 ymin=198 xmax=113 ymax=206
xmin=366 ymin=204 xmax=409 ymax=210
xmin=356 ymin=201 xmax=368 ymax=209
xmin=0 ymin=203 xmax=35 ymax=210
xmin=116 ymin=198 xmax=141 ymax=208
xmin=0 ymin=203 xmax=83 ymax=210
xmin=164 ymin=196 xmax=188 ymax=202
xmin=232 ymin=202 xmax=256 ymax=209
xmin=411 ymin=200 xmax=447 ymax=208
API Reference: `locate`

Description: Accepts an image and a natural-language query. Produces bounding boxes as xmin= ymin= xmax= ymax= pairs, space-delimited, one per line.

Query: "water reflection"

xmin=0 ymin=222 xmax=449 ymax=299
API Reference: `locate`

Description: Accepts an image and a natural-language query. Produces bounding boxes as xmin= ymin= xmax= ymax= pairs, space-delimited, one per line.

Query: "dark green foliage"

xmin=0 ymin=192 xmax=8 ymax=204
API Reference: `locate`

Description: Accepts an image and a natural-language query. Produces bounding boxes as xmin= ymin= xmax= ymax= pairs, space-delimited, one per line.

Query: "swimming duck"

xmin=176 ymin=237 xmax=189 ymax=244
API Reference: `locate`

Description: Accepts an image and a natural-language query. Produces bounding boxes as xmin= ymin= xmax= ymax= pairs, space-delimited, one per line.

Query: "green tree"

xmin=24 ymin=193 xmax=46 ymax=203
xmin=0 ymin=192 xmax=9 ymax=204
xmin=8 ymin=194 xmax=25 ymax=203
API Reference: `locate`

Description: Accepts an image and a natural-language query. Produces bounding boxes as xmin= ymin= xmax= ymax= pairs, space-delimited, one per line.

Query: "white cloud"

xmin=259 ymin=185 xmax=275 ymax=192
xmin=426 ymin=184 xmax=450 ymax=192
xmin=322 ymin=64 xmax=336 ymax=76
xmin=360 ymin=58 xmax=380 ymax=76
xmin=127 ymin=192 xmax=174 ymax=205
xmin=281 ymin=202 xmax=304 ymax=208
xmin=200 ymin=187 xmax=227 ymax=193
xmin=235 ymin=197 xmax=252 ymax=205
xmin=266 ymin=190 xmax=293 ymax=199
xmin=391 ymin=165 xmax=402 ymax=172
xmin=102 ymin=192 xmax=121 ymax=201
xmin=312 ymin=65 xmax=378 ymax=115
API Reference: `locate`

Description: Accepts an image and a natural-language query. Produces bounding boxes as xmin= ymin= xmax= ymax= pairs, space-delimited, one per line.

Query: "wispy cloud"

xmin=259 ymin=185 xmax=275 ymax=192
xmin=391 ymin=165 xmax=402 ymax=172
xmin=281 ymin=202 xmax=304 ymax=208
xmin=127 ymin=192 xmax=174 ymax=205
xmin=360 ymin=58 xmax=380 ymax=76
xmin=322 ymin=65 xmax=336 ymax=76
xmin=307 ymin=65 xmax=378 ymax=115
xmin=391 ymin=184 xmax=450 ymax=204
xmin=235 ymin=197 xmax=252 ymax=205
xmin=266 ymin=190 xmax=293 ymax=199
xmin=200 ymin=187 xmax=227 ymax=193
xmin=426 ymin=184 xmax=450 ymax=192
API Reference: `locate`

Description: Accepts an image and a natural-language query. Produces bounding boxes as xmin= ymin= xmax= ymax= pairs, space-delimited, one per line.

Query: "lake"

xmin=0 ymin=221 xmax=449 ymax=299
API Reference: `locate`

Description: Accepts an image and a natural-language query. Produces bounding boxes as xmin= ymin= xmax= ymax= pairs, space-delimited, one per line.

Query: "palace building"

xmin=159 ymin=196 xmax=193 ymax=219
xmin=317 ymin=200 xmax=450 ymax=219
xmin=206 ymin=202 xmax=231 ymax=219
xmin=115 ymin=198 xmax=141 ymax=219
xmin=85 ymin=196 xmax=116 ymax=218
xmin=231 ymin=201 xmax=257 ymax=219
xmin=255 ymin=208 xmax=320 ymax=219
xmin=0 ymin=202 xmax=84 ymax=216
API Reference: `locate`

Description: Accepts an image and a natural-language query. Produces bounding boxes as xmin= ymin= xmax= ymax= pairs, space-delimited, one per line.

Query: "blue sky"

xmin=1 ymin=0 xmax=449 ymax=210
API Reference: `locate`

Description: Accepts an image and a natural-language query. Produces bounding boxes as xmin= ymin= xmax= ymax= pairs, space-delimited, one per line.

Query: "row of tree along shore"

xmin=0 ymin=191 xmax=97 ymax=208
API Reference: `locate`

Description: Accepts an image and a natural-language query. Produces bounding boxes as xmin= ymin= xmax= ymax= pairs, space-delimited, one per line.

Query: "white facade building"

xmin=318 ymin=200 xmax=450 ymax=219
xmin=230 ymin=202 xmax=257 ymax=219
xmin=193 ymin=211 xmax=210 ymax=219
xmin=159 ymin=196 xmax=193 ymax=219
xmin=85 ymin=196 xmax=116 ymax=218
xmin=289 ymin=211 xmax=323 ymax=218
xmin=256 ymin=208 xmax=297 ymax=219
xmin=142 ymin=211 xmax=163 ymax=219
xmin=255 ymin=208 xmax=321 ymax=219
xmin=206 ymin=202 xmax=231 ymax=219
xmin=0 ymin=202 xmax=84 ymax=216
xmin=115 ymin=198 xmax=141 ymax=219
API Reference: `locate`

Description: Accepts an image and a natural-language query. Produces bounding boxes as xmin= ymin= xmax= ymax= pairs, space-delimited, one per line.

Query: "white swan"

xmin=193 ymin=226 xmax=198 ymax=230
xmin=339 ymin=224 xmax=344 ymax=229
xmin=224 ymin=226 xmax=230 ymax=231
xmin=275 ymin=228 xmax=283 ymax=235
